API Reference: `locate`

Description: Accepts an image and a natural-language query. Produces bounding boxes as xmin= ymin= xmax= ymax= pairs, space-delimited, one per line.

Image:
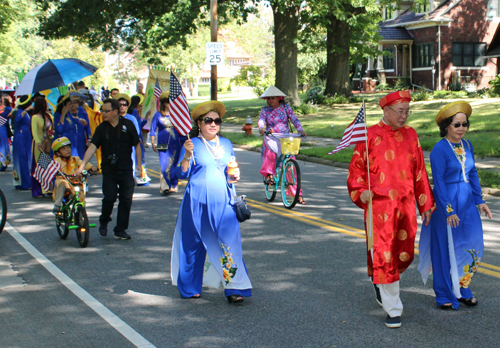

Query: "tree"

xmin=270 ymin=1 xmax=301 ymax=106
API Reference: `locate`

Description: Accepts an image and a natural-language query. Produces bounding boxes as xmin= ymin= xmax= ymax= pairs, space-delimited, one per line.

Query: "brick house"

xmin=366 ymin=0 xmax=500 ymax=91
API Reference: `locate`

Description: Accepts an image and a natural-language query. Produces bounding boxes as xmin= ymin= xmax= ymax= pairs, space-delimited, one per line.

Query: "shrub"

xmin=488 ymin=74 xmax=500 ymax=95
xmin=375 ymin=83 xmax=391 ymax=91
xmin=394 ymin=77 xmax=411 ymax=90
xmin=412 ymin=91 xmax=430 ymax=101
xmin=306 ymin=86 xmax=325 ymax=99
xmin=292 ymin=101 xmax=319 ymax=115
xmin=198 ymin=84 xmax=210 ymax=97
xmin=324 ymin=93 xmax=350 ymax=104
xmin=448 ymin=81 xmax=463 ymax=91
xmin=218 ymin=78 xmax=232 ymax=92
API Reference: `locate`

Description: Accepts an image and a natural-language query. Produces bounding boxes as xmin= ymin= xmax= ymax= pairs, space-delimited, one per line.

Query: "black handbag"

xmin=233 ymin=195 xmax=251 ymax=223
xmin=215 ymin=158 xmax=251 ymax=223
xmin=156 ymin=143 xmax=169 ymax=151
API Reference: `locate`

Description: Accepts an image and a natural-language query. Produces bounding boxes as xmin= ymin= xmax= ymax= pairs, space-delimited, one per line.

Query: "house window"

xmin=415 ymin=2 xmax=429 ymax=13
xmin=413 ymin=43 xmax=434 ymax=68
xmin=383 ymin=48 xmax=394 ymax=69
xmin=452 ymin=42 xmax=487 ymax=67
xmin=384 ymin=6 xmax=394 ymax=20
xmin=487 ymin=0 xmax=500 ymax=17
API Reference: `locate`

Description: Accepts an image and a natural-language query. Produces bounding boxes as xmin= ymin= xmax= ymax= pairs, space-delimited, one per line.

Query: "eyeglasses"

xmin=387 ymin=105 xmax=412 ymax=117
xmin=451 ymin=122 xmax=469 ymax=128
xmin=119 ymin=103 xmax=128 ymax=107
xmin=203 ymin=117 xmax=222 ymax=125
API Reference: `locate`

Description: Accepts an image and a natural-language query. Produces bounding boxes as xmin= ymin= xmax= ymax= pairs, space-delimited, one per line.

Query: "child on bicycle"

xmin=52 ymin=137 xmax=96 ymax=214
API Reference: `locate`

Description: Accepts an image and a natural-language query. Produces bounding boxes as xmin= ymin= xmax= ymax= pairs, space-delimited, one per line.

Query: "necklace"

xmin=199 ymin=134 xmax=224 ymax=159
xmin=446 ymin=138 xmax=468 ymax=183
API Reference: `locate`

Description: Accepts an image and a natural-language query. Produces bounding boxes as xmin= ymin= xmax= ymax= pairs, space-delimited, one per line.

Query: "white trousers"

xmin=377 ymin=281 xmax=403 ymax=317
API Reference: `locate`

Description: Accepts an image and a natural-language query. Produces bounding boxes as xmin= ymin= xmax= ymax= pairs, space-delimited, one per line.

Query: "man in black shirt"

xmin=76 ymin=98 xmax=143 ymax=240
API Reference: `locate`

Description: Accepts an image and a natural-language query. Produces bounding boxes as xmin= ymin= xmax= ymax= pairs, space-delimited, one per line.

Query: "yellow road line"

xmin=247 ymin=197 xmax=500 ymax=279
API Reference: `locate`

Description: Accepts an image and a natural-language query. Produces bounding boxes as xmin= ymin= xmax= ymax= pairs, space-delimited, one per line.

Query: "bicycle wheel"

xmin=264 ymin=176 xmax=277 ymax=201
xmin=56 ymin=208 xmax=70 ymax=239
xmin=75 ymin=205 xmax=90 ymax=248
xmin=0 ymin=188 xmax=7 ymax=234
xmin=280 ymin=159 xmax=301 ymax=209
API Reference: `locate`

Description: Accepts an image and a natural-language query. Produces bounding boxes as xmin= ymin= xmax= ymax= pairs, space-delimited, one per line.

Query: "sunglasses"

xmin=451 ymin=122 xmax=469 ymax=128
xmin=203 ymin=117 xmax=222 ymax=125
xmin=119 ymin=103 xmax=128 ymax=107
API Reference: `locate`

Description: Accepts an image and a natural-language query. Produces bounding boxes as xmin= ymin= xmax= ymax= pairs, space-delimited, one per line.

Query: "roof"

xmin=378 ymin=23 xmax=413 ymax=41
xmin=485 ymin=24 xmax=500 ymax=57
xmin=383 ymin=0 xmax=457 ymax=28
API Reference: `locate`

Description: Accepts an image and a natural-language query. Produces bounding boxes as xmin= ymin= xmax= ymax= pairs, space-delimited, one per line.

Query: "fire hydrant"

xmin=242 ymin=115 xmax=253 ymax=135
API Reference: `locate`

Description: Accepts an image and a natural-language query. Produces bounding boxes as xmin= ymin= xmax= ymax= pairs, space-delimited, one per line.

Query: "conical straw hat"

xmin=259 ymin=85 xmax=287 ymax=99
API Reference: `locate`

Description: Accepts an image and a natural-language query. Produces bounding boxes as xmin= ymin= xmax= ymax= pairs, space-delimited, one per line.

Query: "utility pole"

xmin=210 ymin=0 xmax=218 ymax=101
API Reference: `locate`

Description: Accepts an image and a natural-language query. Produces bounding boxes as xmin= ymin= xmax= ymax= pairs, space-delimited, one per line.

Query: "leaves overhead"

xmin=36 ymin=0 xmax=255 ymax=52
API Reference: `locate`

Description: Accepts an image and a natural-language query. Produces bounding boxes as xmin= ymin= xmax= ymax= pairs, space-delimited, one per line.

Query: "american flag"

xmin=0 ymin=114 xmax=6 ymax=127
xmin=169 ymin=72 xmax=192 ymax=136
xmin=327 ymin=105 xmax=366 ymax=155
xmin=154 ymin=77 xmax=162 ymax=111
xmin=33 ymin=152 xmax=60 ymax=192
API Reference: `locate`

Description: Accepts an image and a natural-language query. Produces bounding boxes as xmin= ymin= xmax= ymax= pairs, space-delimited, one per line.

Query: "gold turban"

xmin=159 ymin=91 xmax=170 ymax=101
xmin=191 ymin=100 xmax=226 ymax=121
xmin=435 ymin=101 xmax=472 ymax=125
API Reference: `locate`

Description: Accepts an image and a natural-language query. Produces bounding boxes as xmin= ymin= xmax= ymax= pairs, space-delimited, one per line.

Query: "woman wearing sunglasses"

xmin=170 ymin=100 xmax=252 ymax=305
xmin=418 ymin=101 xmax=492 ymax=310
xmin=258 ymin=85 xmax=307 ymax=204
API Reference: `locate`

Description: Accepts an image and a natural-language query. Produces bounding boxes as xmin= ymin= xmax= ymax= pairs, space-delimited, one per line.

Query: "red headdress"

xmin=379 ymin=91 xmax=411 ymax=109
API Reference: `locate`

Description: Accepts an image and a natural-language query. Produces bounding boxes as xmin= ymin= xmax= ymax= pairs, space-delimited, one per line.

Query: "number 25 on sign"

xmin=206 ymin=42 xmax=224 ymax=66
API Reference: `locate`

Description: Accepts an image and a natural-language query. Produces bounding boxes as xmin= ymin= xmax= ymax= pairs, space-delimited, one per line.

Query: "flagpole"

xmin=363 ymin=99 xmax=374 ymax=254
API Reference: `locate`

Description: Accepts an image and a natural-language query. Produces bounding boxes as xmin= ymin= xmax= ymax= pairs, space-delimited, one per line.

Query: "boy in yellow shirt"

xmin=52 ymin=137 xmax=96 ymax=214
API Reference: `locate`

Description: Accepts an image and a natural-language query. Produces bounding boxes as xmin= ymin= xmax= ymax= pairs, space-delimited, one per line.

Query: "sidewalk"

xmin=223 ymin=123 xmax=500 ymax=197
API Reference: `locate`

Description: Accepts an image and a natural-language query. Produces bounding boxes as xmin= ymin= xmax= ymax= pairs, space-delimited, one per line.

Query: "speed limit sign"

xmin=206 ymin=42 xmax=224 ymax=66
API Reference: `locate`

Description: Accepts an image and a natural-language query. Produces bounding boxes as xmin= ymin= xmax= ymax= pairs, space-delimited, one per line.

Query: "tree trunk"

xmin=273 ymin=4 xmax=301 ymax=106
xmin=325 ymin=14 xmax=352 ymax=97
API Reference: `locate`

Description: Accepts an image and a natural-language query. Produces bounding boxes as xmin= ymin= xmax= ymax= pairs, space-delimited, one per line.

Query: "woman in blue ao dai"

xmin=170 ymin=100 xmax=252 ymax=304
xmin=418 ymin=101 xmax=492 ymax=310
xmin=0 ymin=95 xmax=13 ymax=171
xmin=150 ymin=92 xmax=185 ymax=194
xmin=54 ymin=96 xmax=82 ymax=157
xmin=12 ymin=95 xmax=32 ymax=189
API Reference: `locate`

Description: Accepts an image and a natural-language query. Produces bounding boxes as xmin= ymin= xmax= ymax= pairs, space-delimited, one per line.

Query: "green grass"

xmin=192 ymin=92 xmax=500 ymax=158
xmin=223 ymin=132 xmax=263 ymax=148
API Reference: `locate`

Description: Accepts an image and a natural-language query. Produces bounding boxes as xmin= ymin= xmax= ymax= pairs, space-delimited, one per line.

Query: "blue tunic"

xmin=54 ymin=111 xmax=79 ymax=157
xmin=418 ymin=138 xmax=485 ymax=309
xmin=75 ymin=106 xmax=92 ymax=158
xmin=170 ymin=136 xmax=252 ymax=298
xmin=150 ymin=112 xmax=185 ymax=190
xmin=0 ymin=106 xmax=12 ymax=170
xmin=12 ymin=109 xmax=32 ymax=189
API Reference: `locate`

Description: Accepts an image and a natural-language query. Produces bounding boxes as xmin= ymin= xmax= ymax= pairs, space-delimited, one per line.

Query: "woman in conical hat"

xmin=418 ymin=101 xmax=492 ymax=310
xmin=257 ymin=86 xmax=308 ymax=204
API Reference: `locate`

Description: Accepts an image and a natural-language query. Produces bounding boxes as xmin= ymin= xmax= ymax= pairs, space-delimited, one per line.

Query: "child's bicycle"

xmin=263 ymin=132 xmax=303 ymax=209
xmin=55 ymin=170 xmax=96 ymax=247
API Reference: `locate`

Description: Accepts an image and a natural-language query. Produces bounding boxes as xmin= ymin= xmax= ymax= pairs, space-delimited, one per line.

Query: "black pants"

xmin=100 ymin=171 xmax=135 ymax=233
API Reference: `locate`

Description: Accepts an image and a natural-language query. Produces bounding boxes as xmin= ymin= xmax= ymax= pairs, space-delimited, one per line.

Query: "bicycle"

xmin=263 ymin=132 xmax=302 ymax=209
xmin=55 ymin=170 xmax=96 ymax=247
xmin=0 ymin=187 xmax=6 ymax=234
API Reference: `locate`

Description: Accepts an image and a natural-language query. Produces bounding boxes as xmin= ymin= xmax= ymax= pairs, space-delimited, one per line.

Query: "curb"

xmin=233 ymin=144 xmax=500 ymax=198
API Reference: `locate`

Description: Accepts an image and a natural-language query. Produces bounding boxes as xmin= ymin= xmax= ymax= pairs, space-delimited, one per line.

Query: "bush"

xmin=198 ymin=84 xmax=210 ymax=97
xmin=375 ymin=83 xmax=391 ymax=91
xmin=394 ymin=77 xmax=411 ymax=90
xmin=488 ymin=74 xmax=500 ymax=95
xmin=218 ymin=78 xmax=232 ymax=92
xmin=412 ymin=91 xmax=430 ymax=101
xmin=448 ymin=81 xmax=463 ymax=91
xmin=292 ymin=101 xmax=319 ymax=115
xmin=306 ymin=86 xmax=325 ymax=99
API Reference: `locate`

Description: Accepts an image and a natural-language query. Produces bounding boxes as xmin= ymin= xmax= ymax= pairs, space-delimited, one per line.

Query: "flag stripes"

xmin=327 ymin=105 xmax=367 ymax=155
xmin=169 ymin=73 xmax=192 ymax=136
xmin=33 ymin=152 xmax=60 ymax=192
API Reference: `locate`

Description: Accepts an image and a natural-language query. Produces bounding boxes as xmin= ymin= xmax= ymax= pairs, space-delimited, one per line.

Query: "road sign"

xmin=206 ymin=42 xmax=224 ymax=66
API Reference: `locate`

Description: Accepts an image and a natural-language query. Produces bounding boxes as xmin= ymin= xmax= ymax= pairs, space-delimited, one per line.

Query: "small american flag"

xmin=327 ymin=105 xmax=366 ymax=154
xmin=154 ymin=77 xmax=162 ymax=111
xmin=33 ymin=152 xmax=60 ymax=192
xmin=0 ymin=110 xmax=6 ymax=127
xmin=169 ymin=72 xmax=192 ymax=136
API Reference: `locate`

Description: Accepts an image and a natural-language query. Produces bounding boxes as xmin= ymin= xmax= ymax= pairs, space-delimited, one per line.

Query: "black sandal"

xmin=298 ymin=196 xmax=307 ymax=205
xmin=265 ymin=175 xmax=275 ymax=186
xmin=440 ymin=303 xmax=453 ymax=310
xmin=227 ymin=295 xmax=244 ymax=304
xmin=458 ymin=297 xmax=478 ymax=306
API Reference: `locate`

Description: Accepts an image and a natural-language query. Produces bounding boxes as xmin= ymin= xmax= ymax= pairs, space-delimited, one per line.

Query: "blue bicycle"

xmin=263 ymin=132 xmax=302 ymax=209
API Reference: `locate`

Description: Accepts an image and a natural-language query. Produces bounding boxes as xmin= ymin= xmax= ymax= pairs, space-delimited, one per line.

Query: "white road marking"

xmin=5 ymin=222 xmax=156 ymax=348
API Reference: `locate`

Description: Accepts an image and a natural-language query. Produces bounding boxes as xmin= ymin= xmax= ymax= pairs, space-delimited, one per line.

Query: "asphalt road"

xmin=0 ymin=145 xmax=499 ymax=348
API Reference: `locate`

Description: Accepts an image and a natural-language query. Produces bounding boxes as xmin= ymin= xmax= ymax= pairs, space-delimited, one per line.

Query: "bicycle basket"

xmin=279 ymin=137 xmax=301 ymax=155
